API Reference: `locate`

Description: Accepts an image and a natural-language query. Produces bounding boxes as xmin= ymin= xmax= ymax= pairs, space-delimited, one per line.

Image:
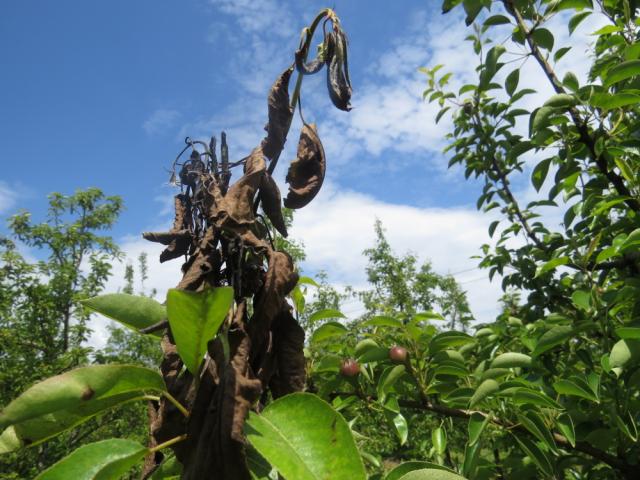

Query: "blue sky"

xmin=0 ymin=1 xmax=602 ymax=343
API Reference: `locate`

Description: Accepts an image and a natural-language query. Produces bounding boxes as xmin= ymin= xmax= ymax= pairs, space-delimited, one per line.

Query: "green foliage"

xmin=245 ymin=393 xmax=367 ymax=480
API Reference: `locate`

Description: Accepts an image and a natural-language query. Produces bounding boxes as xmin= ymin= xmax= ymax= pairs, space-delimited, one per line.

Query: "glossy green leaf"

xmin=532 ymin=325 xmax=573 ymax=357
xmin=532 ymin=28 xmax=554 ymax=50
xmin=616 ymin=327 xmax=640 ymax=339
xmin=244 ymin=393 xmax=366 ymax=480
xmin=483 ymin=14 xmax=510 ymax=26
xmin=620 ymin=228 xmax=640 ymax=252
xmin=384 ymin=398 xmax=408 ymax=446
xmin=396 ymin=469 xmax=467 ymax=480
xmin=518 ymin=410 xmax=557 ymax=453
xmin=555 ymin=47 xmax=572 ymax=63
xmin=385 ymin=462 xmax=456 ymax=480
xmin=491 ymin=352 xmax=532 ymax=369
xmin=310 ymin=322 xmax=348 ymax=344
xmin=553 ymin=379 xmax=599 ymax=402
xmin=467 ymin=412 xmax=487 ymax=446
xmin=432 ymin=427 xmax=446 ymax=455
xmin=362 ymin=316 xmax=403 ymax=329
xmin=512 ymin=435 xmax=553 ymax=476
xmin=610 ymin=339 xmax=640 ymax=369
xmin=534 ymin=256 xmax=569 ymax=277
xmin=469 ymin=379 xmax=499 ymax=408
xmin=557 ymin=414 xmax=575 ymax=447
xmin=166 ymin=287 xmax=233 ymax=375
xmin=297 ymin=276 xmax=320 ymax=288
xmin=309 ymin=308 xmax=346 ymax=324
xmin=512 ymin=389 xmax=563 ymax=410
xmin=81 ymin=294 xmax=166 ymax=337
xmin=505 ymin=69 xmax=520 ymax=96
xmin=377 ymin=365 xmax=406 ymax=402
xmin=604 ymin=60 xmax=640 ymax=86
xmin=571 ymin=290 xmax=591 ymax=310
xmin=150 ymin=455 xmax=183 ymax=480
xmin=544 ymin=93 xmax=576 ymax=108
xmin=0 ymin=365 xmax=165 ymax=453
xmin=531 ymin=158 xmax=552 ymax=192
xmin=569 ymin=11 xmax=591 ymax=34
xmin=359 ymin=347 xmax=390 ymax=364
xmin=430 ymin=331 xmax=474 ymax=352
xmin=590 ymin=92 xmax=640 ymax=110
xmin=35 ymin=439 xmax=147 ymax=480
xmin=530 ymin=106 xmax=555 ymax=136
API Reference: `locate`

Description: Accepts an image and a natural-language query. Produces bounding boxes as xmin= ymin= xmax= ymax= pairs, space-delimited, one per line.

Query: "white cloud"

xmin=289 ymin=183 xmax=504 ymax=323
xmin=143 ymin=109 xmax=181 ymax=135
xmin=0 ymin=181 xmax=19 ymax=214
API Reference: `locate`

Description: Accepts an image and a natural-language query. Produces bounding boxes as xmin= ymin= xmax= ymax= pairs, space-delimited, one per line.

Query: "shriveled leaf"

xmin=284 ymin=123 xmax=326 ymax=209
xmin=166 ymin=286 xmax=234 ymax=375
xmin=81 ymin=294 xmax=166 ymax=337
xmin=244 ymin=393 xmax=366 ymax=480
xmin=0 ymin=365 xmax=165 ymax=453
xmin=35 ymin=439 xmax=147 ymax=480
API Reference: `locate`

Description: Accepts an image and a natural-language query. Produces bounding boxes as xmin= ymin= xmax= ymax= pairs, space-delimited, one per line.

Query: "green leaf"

xmin=244 ymin=393 xmax=366 ymax=480
xmin=385 ymin=462 xmax=457 ymax=480
xmin=34 ymin=438 xmax=147 ymax=480
xmin=535 ymin=257 xmax=569 ymax=277
xmin=554 ymin=47 xmax=572 ymax=63
xmin=610 ymin=339 xmax=640 ymax=369
xmin=593 ymin=25 xmax=622 ymax=35
xmin=552 ymin=0 xmax=593 ymax=11
xmin=483 ymin=15 xmax=511 ymax=26
xmin=563 ymin=71 xmax=579 ymax=91
xmin=310 ymin=322 xmax=348 ymax=343
xmin=532 ymin=325 xmax=573 ymax=356
xmin=362 ymin=316 xmax=403 ymax=329
xmin=377 ymin=365 xmax=406 ymax=402
xmin=531 ymin=158 xmax=552 ymax=192
xmin=512 ymin=388 xmax=563 ymax=410
xmin=505 ymin=69 xmax=520 ymax=97
xmin=571 ymin=290 xmax=591 ymax=310
xmin=432 ymin=427 xmax=446 ymax=455
xmin=518 ymin=410 xmax=557 ymax=453
xmin=384 ymin=397 xmax=408 ymax=445
xmin=620 ymin=228 xmax=640 ymax=252
xmin=467 ymin=412 xmax=488 ymax=446
xmin=430 ymin=331 xmax=474 ymax=352
xmin=166 ymin=287 xmax=234 ymax=376
xmin=530 ymin=106 xmax=555 ymax=136
xmin=150 ymin=455 xmax=183 ymax=480
xmin=544 ymin=93 xmax=576 ymax=108
xmin=81 ymin=294 xmax=166 ymax=337
xmin=297 ymin=276 xmax=320 ymax=288
xmin=604 ymin=60 xmax=640 ymax=87
xmin=309 ymin=308 xmax=347 ymax=324
xmin=491 ymin=352 xmax=532 ymax=369
xmin=557 ymin=414 xmax=575 ymax=447
xmin=512 ymin=435 xmax=553 ymax=476
xmin=590 ymin=92 xmax=640 ymax=110
xmin=0 ymin=365 xmax=165 ymax=453
xmin=396 ymin=469 xmax=468 ymax=480
xmin=569 ymin=11 xmax=591 ymax=34
xmin=469 ymin=379 xmax=499 ymax=408
xmin=616 ymin=327 xmax=640 ymax=339
xmin=532 ymin=28 xmax=554 ymax=50
xmin=553 ymin=379 xmax=599 ymax=402
xmin=596 ymin=245 xmax=618 ymax=263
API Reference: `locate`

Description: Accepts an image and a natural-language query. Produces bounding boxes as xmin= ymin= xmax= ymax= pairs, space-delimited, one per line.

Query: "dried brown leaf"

xmin=259 ymin=173 xmax=287 ymax=237
xmin=261 ymin=67 xmax=294 ymax=160
xmin=284 ymin=123 xmax=326 ymax=209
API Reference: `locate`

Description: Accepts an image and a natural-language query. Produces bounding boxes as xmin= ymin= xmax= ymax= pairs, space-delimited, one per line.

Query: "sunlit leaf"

xmin=81 ymin=294 xmax=166 ymax=337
